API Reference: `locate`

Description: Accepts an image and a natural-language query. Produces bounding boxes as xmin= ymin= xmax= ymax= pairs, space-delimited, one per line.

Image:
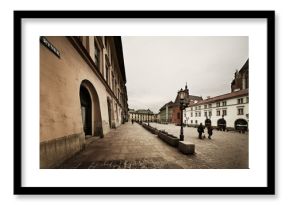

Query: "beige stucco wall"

xmin=40 ymin=36 xmax=126 ymax=168
xmin=40 ymin=36 xmax=116 ymax=142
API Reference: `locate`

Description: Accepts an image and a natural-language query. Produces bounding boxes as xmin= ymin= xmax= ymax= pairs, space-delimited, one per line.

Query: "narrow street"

xmin=59 ymin=122 xmax=248 ymax=169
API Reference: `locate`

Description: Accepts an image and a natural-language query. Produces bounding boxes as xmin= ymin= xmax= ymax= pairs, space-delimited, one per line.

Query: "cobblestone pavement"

xmin=150 ymin=123 xmax=248 ymax=169
xmin=59 ymin=122 xmax=248 ymax=169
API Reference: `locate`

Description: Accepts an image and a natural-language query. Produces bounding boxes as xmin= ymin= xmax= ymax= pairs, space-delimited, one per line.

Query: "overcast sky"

xmin=122 ymin=36 xmax=248 ymax=113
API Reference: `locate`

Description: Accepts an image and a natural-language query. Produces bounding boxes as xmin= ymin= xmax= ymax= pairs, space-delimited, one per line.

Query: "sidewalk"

xmin=58 ymin=122 xmax=248 ymax=169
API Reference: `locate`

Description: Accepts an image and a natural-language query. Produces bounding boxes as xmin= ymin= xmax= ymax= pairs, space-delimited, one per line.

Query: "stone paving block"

xmin=178 ymin=141 xmax=195 ymax=154
xmin=59 ymin=122 xmax=248 ymax=169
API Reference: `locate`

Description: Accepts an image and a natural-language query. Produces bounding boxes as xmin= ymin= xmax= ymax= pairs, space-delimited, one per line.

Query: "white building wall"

xmin=184 ymin=95 xmax=249 ymax=129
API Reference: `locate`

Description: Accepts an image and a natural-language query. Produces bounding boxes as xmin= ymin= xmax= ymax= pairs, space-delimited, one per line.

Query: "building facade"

xmin=184 ymin=59 xmax=249 ymax=131
xmin=171 ymin=86 xmax=203 ymax=125
xmin=159 ymin=101 xmax=174 ymax=123
xmin=129 ymin=109 xmax=156 ymax=122
xmin=158 ymin=86 xmax=202 ymax=125
xmin=184 ymin=89 xmax=249 ymax=130
xmin=231 ymin=59 xmax=249 ymax=92
xmin=40 ymin=36 xmax=128 ymax=168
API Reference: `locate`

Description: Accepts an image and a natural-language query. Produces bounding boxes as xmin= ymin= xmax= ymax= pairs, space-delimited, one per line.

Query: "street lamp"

xmin=178 ymin=86 xmax=189 ymax=141
xmin=147 ymin=109 xmax=150 ymax=126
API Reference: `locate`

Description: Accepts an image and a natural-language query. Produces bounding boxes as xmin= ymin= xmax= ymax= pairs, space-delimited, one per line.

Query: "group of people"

xmin=197 ymin=123 xmax=213 ymax=140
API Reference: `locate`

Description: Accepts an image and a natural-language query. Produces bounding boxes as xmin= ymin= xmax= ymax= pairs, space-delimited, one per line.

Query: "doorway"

xmin=80 ymin=85 xmax=92 ymax=136
xmin=235 ymin=119 xmax=248 ymax=132
xmin=217 ymin=118 xmax=227 ymax=131
xmin=79 ymin=80 xmax=103 ymax=137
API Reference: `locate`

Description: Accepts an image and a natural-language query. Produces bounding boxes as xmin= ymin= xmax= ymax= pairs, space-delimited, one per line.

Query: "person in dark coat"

xmin=207 ymin=125 xmax=213 ymax=139
xmin=197 ymin=123 xmax=204 ymax=139
xmin=131 ymin=118 xmax=134 ymax=124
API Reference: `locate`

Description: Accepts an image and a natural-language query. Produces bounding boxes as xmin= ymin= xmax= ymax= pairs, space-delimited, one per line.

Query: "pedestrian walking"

xmin=207 ymin=125 xmax=213 ymax=139
xmin=131 ymin=119 xmax=134 ymax=124
xmin=197 ymin=123 xmax=204 ymax=139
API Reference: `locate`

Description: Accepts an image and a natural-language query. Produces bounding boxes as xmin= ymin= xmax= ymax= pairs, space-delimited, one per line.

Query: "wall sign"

xmin=40 ymin=36 xmax=60 ymax=58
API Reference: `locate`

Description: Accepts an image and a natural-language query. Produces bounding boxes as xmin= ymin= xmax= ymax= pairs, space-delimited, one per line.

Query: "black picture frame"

xmin=14 ymin=10 xmax=275 ymax=195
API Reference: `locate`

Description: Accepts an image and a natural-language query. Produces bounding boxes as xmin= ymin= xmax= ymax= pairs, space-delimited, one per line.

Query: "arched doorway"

xmin=235 ymin=119 xmax=248 ymax=133
xmin=80 ymin=85 xmax=92 ymax=136
xmin=80 ymin=80 xmax=103 ymax=137
xmin=205 ymin=118 xmax=211 ymax=127
xmin=217 ymin=118 xmax=227 ymax=131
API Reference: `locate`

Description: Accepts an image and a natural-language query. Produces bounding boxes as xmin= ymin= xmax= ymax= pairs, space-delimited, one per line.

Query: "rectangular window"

xmin=199 ymin=106 xmax=201 ymax=110
xmin=191 ymin=112 xmax=193 ymax=117
xmin=209 ymin=111 xmax=212 ymax=117
xmin=217 ymin=110 xmax=220 ymax=116
xmin=94 ymin=43 xmax=100 ymax=70
xmin=195 ymin=107 xmax=197 ymax=110
xmin=238 ymin=98 xmax=244 ymax=104
xmin=208 ymin=104 xmax=212 ymax=108
xmin=111 ymin=73 xmax=114 ymax=90
xmin=222 ymin=109 xmax=227 ymax=116
xmin=195 ymin=120 xmax=198 ymax=124
xmin=195 ymin=112 xmax=197 ymax=117
xmin=204 ymin=105 xmax=207 ymax=109
xmin=204 ymin=111 xmax=207 ymax=117
xmin=238 ymin=108 xmax=244 ymax=115
xmin=106 ymin=66 xmax=109 ymax=83
xmin=191 ymin=107 xmax=193 ymax=111
xmin=216 ymin=102 xmax=220 ymax=107
xmin=199 ymin=112 xmax=201 ymax=117
xmin=222 ymin=101 xmax=227 ymax=106
xmin=191 ymin=120 xmax=193 ymax=124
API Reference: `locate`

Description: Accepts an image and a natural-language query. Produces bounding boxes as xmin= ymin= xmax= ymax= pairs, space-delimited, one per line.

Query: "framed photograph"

xmin=14 ymin=10 xmax=275 ymax=195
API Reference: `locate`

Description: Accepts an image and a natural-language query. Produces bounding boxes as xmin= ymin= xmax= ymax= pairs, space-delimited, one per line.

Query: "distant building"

xmin=184 ymin=89 xmax=249 ymax=130
xmin=231 ymin=59 xmax=249 ymax=92
xmin=156 ymin=112 xmax=161 ymax=123
xmin=40 ymin=36 xmax=128 ymax=168
xmin=171 ymin=85 xmax=203 ymax=125
xmin=159 ymin=101 xmax=174 ymax=123
xmin=158 ymin=85 xmax=202 ymax=125
xmin=184 ymin=59 xmax=249 ymax=131
xmin=129 ymin=109 xmax=156 ymax=122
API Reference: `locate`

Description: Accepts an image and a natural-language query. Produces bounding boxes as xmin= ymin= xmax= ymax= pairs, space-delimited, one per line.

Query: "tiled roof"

xmin=174 ymin=94 xmax=202 ymax=104
xmin=159 ymin=101 xmax=174 ymax=111
xmin=189 ymin=89 xmax=248 ymax=106
xmin=240 ymin=59 xmax=249 ymax=73
xmin=134 ymin=109 xmax=154 ymax=114
xmin=189 ymin=95 xmax=203 ymax=101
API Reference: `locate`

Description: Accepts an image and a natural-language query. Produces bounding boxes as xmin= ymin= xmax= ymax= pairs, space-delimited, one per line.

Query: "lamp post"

xmin=178 ymin=86 xmax=189 ymax=141
xmin=147 ymin=109 xmax=150 ymax=126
